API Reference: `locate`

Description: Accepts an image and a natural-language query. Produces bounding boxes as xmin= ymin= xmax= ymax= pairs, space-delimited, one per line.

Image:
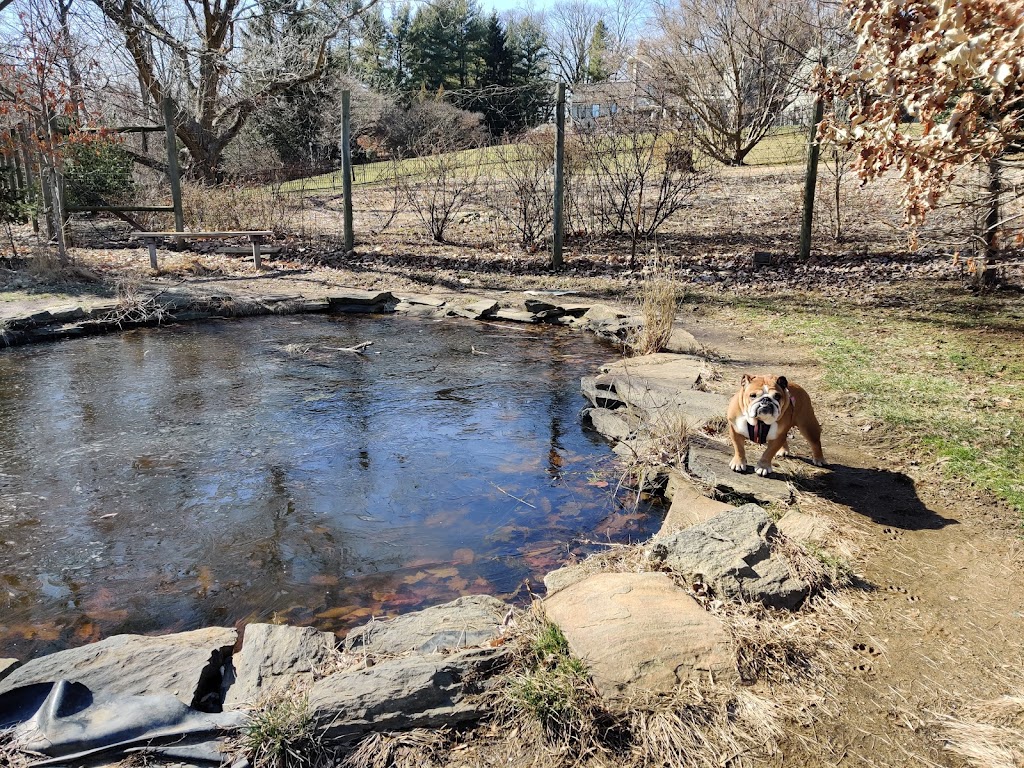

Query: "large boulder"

xmin=309 ymin=647 xmax=506 ymax=743
xmin=648 ymin=505 xmax=809 ymax=610
xmin=543 ymin=572 xmax=737 ymax=698
xmin=223 ymin=623 xmax=339 ymax=710
xmin=344 ymin=595 xmax=509 ymax=656
xmin=0 ymin=628 xmax=237 ymax=710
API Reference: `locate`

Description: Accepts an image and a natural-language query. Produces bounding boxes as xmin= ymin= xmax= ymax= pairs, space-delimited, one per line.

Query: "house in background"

xmin=567 ymin=70 xmax=682 ymax=129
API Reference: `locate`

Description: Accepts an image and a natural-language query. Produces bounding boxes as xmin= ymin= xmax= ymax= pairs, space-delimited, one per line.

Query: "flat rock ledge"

xmin=0 ymin=285 xmax=643 ymax=350
xmin=543 ymin=572 xmax=737 ymax=698
xmin=0 ymin=627 xmax=236 ymax=710
xmin=0 ymin=596 xmax=515 ymax=762
xmin=344 ymin=594 xmax=509 ymax=656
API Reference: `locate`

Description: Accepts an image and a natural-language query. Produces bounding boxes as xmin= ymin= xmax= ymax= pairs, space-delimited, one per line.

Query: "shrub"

xmin=62 ymin=139 xmax=137 ymax=209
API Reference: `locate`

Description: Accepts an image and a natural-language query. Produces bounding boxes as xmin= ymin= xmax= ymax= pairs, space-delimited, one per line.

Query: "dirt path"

xmin=688 ymin=312 xmax=1024 ymax=767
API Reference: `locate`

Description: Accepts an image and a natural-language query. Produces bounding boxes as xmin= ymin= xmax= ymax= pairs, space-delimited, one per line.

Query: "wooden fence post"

xmin=341 ymin=90 xmax=354 ymax=254
xmin=163 ymin=97 xmax=185 ymax=245
xmin=552 ymin=82 xmax=566 ymax=269
xmin=799 ymin=93 xmax=825 ymax=261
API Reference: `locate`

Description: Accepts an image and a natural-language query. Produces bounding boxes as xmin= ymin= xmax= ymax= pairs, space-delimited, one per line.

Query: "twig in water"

xmin=489 ymin=482 xmax=537 ymax=509
xmin=326 ymin=341 xmax=373 ymax=354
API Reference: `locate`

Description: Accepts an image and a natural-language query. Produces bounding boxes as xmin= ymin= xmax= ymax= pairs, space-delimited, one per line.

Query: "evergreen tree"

xmin=586 ymin=19 xmax=613 ymax=83
xmin=407 ymin=0 xmax=486 ymax=91
xmin=508 ymin=15 xmax=552 ymax=130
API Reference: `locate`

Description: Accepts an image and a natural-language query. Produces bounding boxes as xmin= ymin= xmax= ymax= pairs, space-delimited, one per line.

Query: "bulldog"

xmin=727 ymin=374 xmax=826 ymax=477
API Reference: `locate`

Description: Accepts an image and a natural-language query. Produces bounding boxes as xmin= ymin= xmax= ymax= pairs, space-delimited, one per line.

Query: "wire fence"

xmin=34 ymin=88 xmax=1007 ymax=267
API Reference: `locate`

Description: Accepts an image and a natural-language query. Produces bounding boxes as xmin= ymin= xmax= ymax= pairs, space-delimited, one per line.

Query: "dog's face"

xmin=736 ymin=374 xmax=789 ymax=425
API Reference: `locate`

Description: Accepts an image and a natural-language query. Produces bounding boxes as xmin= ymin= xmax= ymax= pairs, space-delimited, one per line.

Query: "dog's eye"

xmin=749 ymin=393 xmax=757 ymax=398
xmin=772 ymin=393 xmax=780 ymax=400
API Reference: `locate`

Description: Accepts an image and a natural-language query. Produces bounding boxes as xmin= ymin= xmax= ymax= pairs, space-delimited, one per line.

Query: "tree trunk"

xmin=984 ymin=156 xmax=1001 ymax=260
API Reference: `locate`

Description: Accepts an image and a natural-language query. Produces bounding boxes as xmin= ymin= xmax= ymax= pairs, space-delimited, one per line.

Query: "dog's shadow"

xmin=797 ymin=461 xmax=957 ymax=531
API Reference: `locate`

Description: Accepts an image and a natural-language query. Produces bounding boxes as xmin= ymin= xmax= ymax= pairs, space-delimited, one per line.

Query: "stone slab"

xmin=493 ymin=308 xmax=538 ymax=323
xmin=344 ymin=595 xmax=509 ymax=656
xmin=310 ymin=647 xmax=506 ymax=743
xmin=660 ymin=473 xmax=735 ymax=534
xmin=686 ymin=440 xmax=793 ymax=505
xmin=0 ymin=628 xmax=237 ymax=709
xmin=0 ymin=658 xmax=19 ymax=683
xmin=327 ymin=291 xmax=396 ymax=312
xmin=584 ymin=407 xmax=633 ymax=442
xmin=448 ymin=299 xmax=499 ymax=320
xmin=543 ymin=572 xmax=737 ymax=697
xmin=223 ymin=623 xmax=338 ymax=710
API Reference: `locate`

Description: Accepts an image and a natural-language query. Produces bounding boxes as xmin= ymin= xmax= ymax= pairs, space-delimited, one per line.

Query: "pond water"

xmin=0 ymin=314 xmax=662 ymax=659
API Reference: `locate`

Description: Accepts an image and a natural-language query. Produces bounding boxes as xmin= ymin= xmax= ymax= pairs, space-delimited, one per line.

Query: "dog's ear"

xmin=776 ymin=375 xmax=789 ymax=390
xmin=740 ymin=374 xmax=753 ymax=386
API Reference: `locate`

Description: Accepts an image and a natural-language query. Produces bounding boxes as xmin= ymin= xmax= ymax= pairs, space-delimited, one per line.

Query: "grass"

xmin=939 ymin=692 xmax=1024 ymax=768
xmin=716 ymin=291 xmax=1024 ymax=517
xmin=275 ymin=126 xmax=814 ymax=195
xmin=630 ymin=274 xmax=679 ymax=355
xmin=240 ymin=691 xmax=326 ymax=768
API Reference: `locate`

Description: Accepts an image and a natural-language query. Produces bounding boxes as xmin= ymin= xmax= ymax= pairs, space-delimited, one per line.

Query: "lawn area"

xmin=276 ymin=126 xmax=813 ymax=194
xmin=721 ymin=291 xmax=1024 ymax=516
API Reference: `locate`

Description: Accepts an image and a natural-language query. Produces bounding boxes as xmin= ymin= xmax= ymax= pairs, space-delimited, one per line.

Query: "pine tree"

xmin=586 ymin=19 xmax=613 ymax=83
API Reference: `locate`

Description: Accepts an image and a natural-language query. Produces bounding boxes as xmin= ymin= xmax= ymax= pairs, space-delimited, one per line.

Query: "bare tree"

xmin=543 ymin=0 xmax=642 ymax=85
xmin=86 ymin=0 xmax=361 ymax=182
xmin=649 ymin=0 xmax=812 ymax=166
xmin=575 ymin=109 xmax=713 ymax=264
xmin=544 ymin=0 xmax=604 ymax=85
xmin=487 ymin=131 xmax=557 ymax=249
xmin=399 ymin=135 xmax=483 ymax=243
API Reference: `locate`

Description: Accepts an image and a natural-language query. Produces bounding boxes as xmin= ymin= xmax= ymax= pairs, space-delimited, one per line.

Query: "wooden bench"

xmin=130 ymin=231 xmax=275 ymax=269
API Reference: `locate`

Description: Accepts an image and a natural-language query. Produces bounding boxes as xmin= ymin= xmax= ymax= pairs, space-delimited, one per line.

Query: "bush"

xmin=62 ymin=139 xmax=137 ymax=209
xmin=378 ymin=97 xmax=486 ymax=158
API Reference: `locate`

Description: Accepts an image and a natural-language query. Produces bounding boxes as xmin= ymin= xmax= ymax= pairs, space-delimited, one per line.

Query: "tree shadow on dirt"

xmin=811 ymin=462 xmax=958 ymax=531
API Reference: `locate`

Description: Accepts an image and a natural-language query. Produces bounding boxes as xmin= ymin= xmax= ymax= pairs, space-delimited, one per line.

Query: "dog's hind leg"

xmin=797 ymin=416 xmax=826 ymax=467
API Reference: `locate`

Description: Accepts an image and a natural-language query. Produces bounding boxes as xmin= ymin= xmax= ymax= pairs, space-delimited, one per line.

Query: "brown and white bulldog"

xmin=727 ymin=374 xmax=826 ymax=477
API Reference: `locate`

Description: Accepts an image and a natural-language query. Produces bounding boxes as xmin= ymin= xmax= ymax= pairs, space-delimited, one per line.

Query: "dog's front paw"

xmin=729 ymin=458 xmax=747 ymax=473
xmin=755 ymin=462 xmax=773 ymax=477
xmin=812 ymin=456 xmax=827 ymax=468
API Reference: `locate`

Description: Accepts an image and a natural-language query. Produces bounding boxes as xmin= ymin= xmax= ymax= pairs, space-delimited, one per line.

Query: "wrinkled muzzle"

xmin=751 ymin=396 xmax=780 ymax=422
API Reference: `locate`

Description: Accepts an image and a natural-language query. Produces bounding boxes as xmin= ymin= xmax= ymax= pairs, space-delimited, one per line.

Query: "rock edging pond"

xmin=0 ymin=287 xmax=849 ymax=767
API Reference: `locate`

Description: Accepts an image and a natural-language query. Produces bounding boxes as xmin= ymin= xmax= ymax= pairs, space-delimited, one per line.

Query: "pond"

xmin=0 ymin=314 xmax=662 ymax=659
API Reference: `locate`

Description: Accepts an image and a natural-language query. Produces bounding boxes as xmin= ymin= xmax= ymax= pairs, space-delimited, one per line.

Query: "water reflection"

xmin=0 ymin=315 xmax=663 ymax=659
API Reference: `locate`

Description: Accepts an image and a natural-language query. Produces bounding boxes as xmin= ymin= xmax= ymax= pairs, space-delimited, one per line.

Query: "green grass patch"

xmin=718 ymin=293 xmax=1024 ymax=515
xmin=274 ymin=126 xmax=816 ymax=194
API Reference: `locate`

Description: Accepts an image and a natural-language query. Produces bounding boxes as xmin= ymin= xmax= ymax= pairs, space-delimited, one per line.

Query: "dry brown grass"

xmin=629 ymin=276 xmax=679 ymax=356
xmin=0 ymin=730 xmax=35 ymax=768
xmin=939 ymin=695 xmax=1024 ymax=768
xmin=181 ymin=182 xmax=294 ymax=233
xmin=341 ymin=729 xmax=454 ymax=768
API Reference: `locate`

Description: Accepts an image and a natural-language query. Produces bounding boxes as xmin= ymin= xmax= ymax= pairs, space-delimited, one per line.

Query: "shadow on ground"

xmin=816 ymin=462 xmax=957 ymax=531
